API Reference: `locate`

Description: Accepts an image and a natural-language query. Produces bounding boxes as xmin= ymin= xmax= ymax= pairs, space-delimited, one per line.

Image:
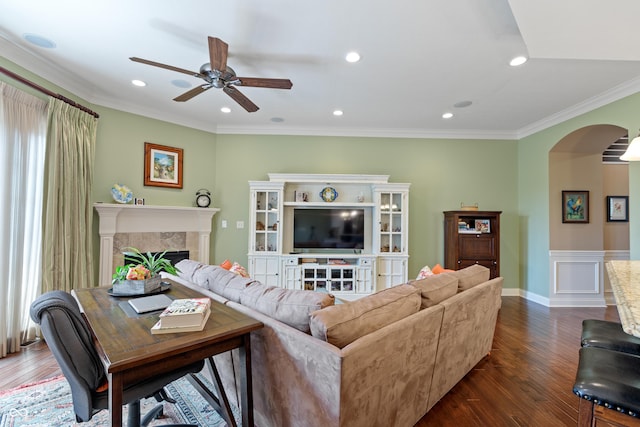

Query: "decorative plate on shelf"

xmin=320 ymin=187 xmax=338 ymax=202
xmin=111 ymin=183 xmax=133 ymax=204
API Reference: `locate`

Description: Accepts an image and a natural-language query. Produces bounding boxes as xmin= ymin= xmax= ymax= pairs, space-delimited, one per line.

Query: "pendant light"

xmin=621 ymin=131 xmax=640 ymax=161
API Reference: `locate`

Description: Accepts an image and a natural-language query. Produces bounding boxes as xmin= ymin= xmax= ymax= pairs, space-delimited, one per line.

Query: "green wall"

xmin=91 ymin=106 xmax=217 ymax=207
xmin=517 ymin=92 xmax=640 ymax=298
xmin=211 ymin=135 xmax=519 ymax=286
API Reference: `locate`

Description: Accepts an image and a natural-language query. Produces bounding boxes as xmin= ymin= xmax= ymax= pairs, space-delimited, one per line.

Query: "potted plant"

xmin=112 ymin=248 xmax=180 ymax=295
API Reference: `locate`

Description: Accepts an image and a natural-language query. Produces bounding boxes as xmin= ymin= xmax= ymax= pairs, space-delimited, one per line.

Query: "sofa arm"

xmin=339 ymin=304 xmax=445 ymax=427
xmin=223 ymin=300 xmax=344 ymax=427
xmin=428 ymin=276 xmax=503 ymax=410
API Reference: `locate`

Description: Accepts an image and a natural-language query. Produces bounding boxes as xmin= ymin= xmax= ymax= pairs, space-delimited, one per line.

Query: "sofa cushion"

xmin=240 ymin=282 xmax=335 ymax=333
xmin=450 ymin=264 xmax=490 ymax=291
xmin=309 ymin=284 xmax=421 ymax=348
xmin=409 ymin=274 xmax=458 ymax=308
xmin=191 ymin=265 xmax=256 ymax=303
xmin=174 ymin=259 xmax=206 ymax=282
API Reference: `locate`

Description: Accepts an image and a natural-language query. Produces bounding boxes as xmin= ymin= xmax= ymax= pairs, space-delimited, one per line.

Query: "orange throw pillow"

xmin=432 ymin=264 xmax=454 ymax=274
xmin=432 ymin=264 xmax=444 ymax=274
xmin=220 ymin=259 xmax=232 ymax=270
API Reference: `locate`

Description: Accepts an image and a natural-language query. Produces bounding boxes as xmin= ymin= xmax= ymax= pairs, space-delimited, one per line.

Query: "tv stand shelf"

xmin=248 ymin=174 xmax=410 ymax=299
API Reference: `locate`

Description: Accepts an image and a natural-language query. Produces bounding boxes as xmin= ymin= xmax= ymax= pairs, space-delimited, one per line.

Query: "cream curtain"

xmin=0 ymin=83 xmax=47 ymax=357
xmin=42 ymin=98 xmax=97 ymax=293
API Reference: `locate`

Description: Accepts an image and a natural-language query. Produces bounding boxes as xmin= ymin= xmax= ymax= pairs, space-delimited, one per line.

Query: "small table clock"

xmin=195 ymin=189 xmax=211 ymax=208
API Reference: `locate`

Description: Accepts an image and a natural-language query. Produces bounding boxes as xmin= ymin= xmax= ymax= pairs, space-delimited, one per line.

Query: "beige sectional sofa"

xmin=164 ymin=260 xmax=503 ymax=427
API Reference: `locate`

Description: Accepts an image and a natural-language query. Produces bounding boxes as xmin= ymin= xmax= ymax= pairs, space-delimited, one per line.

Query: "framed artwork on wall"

xmin=562 ymin=190 xmax=589 ymax=223
xmin=606 ymin=195 xmax=629 ymax=222
xmin=144 ymin=142 xmax=183 ymax=188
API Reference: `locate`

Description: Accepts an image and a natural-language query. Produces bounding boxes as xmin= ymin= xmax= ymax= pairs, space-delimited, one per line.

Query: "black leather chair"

xmin=581 ymin=319 xmax=640 ymax=355
xmin=30 ymin=290 xmax=204 ymax=427
xmin=573 ymin=346 xmax=640 ymax=426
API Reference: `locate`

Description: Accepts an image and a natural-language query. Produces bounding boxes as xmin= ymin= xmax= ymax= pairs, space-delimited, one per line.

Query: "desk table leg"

xmin=187 ymin=333 xmax=255 ymax=427
xmin=239 ymin=333 xmax=254 ymax=427
xmin=188 ymin=358 xmax=237 ymax=427
xmin=108 ymin=373 xmax=124 ymax=427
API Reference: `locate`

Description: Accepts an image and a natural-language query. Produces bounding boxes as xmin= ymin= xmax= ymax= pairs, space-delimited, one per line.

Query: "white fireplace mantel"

xmin=94 ymin=203 xmax=219 ymax=285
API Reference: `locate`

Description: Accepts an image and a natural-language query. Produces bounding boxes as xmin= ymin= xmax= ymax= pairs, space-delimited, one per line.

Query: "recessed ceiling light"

xmin=345 ymin=52 xmax=360 ymax=63
xmin=131 ymin=80 xmax=146 ymax=87
xmin=271 ymin=117 xmax=284 ymax=123
xmin=442 ymin=112 xmax=453 ymax=119
xmin=509 ymin=56 xmax=528 ymax=67
xmin=333 ymin=110 xmax=344 ymax=116
xmin=221 ymin=107 xmax=231 ymax=113
xmin=23 ymin=33 xmax=55 ymax=49
xmin=171 ymin=79 xmax=192 ymax=88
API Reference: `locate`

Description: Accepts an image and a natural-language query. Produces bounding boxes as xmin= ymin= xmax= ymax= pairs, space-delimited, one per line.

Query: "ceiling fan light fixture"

xmin=131 ymin=36 xmax=292 ymax=112
xmin=510 ymin=56 xmax=528 ymax=67
xmin=620 ymin=133 xmax=640 ymax=161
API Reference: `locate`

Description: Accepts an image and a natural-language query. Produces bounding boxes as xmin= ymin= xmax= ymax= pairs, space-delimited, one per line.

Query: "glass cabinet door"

xmin=379 ymin=192 xmax=404 ymax=253
xmin=303 ymin=267 xmax=327 ymax=291
xmin=254 ymin=190 xmax=280 ymax=253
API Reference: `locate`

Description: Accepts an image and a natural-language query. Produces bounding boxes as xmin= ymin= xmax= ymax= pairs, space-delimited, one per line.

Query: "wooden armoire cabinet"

xmin=443 ymin=210 xmax=501 ymax=279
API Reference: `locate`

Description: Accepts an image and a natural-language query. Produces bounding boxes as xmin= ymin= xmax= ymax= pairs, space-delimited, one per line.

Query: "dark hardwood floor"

xmin=0 ymin=297 xmax=620 ymax=426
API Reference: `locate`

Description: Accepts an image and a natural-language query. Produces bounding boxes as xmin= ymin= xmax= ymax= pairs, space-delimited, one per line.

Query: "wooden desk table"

xmin=72 ymin=280 xmax=263 ymax=427
xmin=605 ymin=260 xmax=640 ymax=337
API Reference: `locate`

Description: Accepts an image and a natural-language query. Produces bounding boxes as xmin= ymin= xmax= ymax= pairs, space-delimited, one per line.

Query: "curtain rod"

xmin=0 ymin=66 xmax=99 ymax=118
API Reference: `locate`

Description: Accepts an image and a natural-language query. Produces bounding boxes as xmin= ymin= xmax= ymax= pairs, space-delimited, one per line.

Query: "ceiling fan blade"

xmin=130 ymin=57 xmax=202 ymax=77
xmin=223 ymin=86 xmax=259 ymax=112
xmin=236 ymin=77 xmax=293 ymax=90
xmin=173 ymin=85 xmax=211 ymax=102
xmin=208 ymin=37 xmax=228 ymax=72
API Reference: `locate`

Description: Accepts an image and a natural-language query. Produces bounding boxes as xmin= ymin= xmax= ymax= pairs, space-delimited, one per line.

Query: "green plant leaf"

xmin=119 ymin=247 xmax=181 ymax=276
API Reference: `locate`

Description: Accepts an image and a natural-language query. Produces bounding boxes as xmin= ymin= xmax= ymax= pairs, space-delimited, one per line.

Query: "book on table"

xmin=151 ymin=307 xmax=211 ymax=334
xmin=152 ymin=297 xmax=211 ymax=329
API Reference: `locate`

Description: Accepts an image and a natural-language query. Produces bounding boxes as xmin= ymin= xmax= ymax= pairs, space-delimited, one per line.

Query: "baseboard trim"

xmin=501 ymin=288 xmax=520 ymax=297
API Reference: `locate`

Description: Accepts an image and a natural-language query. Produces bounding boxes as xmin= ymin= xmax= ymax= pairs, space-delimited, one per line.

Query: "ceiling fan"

xmin=130 ymin=36 xmax=293 ymax=112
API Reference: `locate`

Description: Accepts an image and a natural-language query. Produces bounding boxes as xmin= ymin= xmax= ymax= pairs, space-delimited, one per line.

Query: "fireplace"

xmin=94 ymin=203 xmax=219 ymax=285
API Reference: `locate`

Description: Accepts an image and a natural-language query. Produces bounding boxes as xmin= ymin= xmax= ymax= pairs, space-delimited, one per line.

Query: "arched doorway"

xmin=547 ymin=124 xmax=629 ymax=306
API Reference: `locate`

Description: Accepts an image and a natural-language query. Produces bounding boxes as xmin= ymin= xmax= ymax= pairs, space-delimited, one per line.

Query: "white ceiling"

xmin=2 ymin=0 xmax=640 ymax=139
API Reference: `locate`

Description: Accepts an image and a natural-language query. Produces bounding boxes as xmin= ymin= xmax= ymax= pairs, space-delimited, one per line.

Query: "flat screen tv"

xmin=293 ymin=208 xmax=365 ymax=252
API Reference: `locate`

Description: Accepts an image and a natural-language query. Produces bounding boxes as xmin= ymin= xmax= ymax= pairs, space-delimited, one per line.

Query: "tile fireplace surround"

xmin=94 ymin=203 xmax=219 ymax=286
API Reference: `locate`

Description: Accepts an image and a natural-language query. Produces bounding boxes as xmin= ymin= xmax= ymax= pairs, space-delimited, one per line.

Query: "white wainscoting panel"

xmin=549 ymin=250 xmax=605 ymax=307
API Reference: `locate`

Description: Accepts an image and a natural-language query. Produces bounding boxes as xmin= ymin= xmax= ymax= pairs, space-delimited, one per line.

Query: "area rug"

xmin=0 ymin=373 xmax=239 ymax=426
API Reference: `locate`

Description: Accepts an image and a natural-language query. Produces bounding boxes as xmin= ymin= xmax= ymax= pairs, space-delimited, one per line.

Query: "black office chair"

xmin=30 ymin=290 xmax=204 ymax=426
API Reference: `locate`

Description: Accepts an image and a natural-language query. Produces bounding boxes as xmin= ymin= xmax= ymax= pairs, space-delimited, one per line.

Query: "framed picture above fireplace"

xmin=144 ymin=142 xmax=183 ymax=188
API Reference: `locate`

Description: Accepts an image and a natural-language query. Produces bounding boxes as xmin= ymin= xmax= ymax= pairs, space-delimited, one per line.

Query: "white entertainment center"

xmin=248 ymin=174 xmax=410 ymax=300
